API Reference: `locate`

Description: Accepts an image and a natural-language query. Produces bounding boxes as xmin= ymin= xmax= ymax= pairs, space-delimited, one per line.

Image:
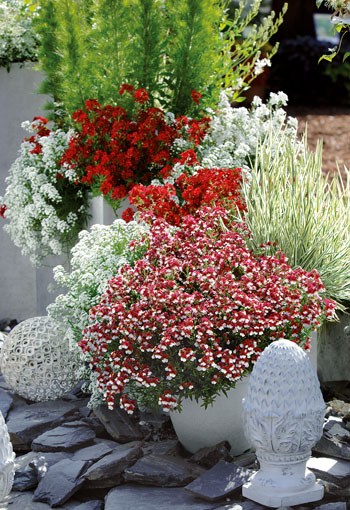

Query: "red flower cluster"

xmin=60 ymin=94 xmax=184 ymax=201
xmin=191 ymin=90 xmax=203 ymax=104
xmin=79 ymin=207 xmax=336 ymax=413
xmin=127 ymin=166 xmax=246 ymax=226
xmin=24 ymin=117 xmax=50 ymax=155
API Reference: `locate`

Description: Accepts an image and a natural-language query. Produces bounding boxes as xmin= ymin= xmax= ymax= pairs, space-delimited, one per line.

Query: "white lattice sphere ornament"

xmin=0 ymin=410 xmax=15 ymax=500
xmin=0 ymin=317 xmax=81 ymax=401
xmin=242 ymin=339 xmax=325 ymax=507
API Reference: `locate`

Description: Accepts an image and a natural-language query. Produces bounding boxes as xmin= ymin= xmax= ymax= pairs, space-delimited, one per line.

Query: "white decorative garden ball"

xmin=0 ymin=316 xmax=81 ymax=401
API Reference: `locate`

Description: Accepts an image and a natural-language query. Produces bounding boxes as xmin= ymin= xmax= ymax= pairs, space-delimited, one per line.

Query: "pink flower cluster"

xmin=79 ymin=207 xmax=336 ymax=413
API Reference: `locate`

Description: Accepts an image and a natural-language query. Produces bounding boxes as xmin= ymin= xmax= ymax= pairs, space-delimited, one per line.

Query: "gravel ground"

xmin=287 ymin=106 xmax=350 ymax=182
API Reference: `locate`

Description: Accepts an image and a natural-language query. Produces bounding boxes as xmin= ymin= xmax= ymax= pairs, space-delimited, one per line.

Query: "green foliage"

xmin=239 ymin=130 xmax=350 ymax=309
xmin=34 ymin=0 xmax=286 ymax=119
xmin=34 ymin=0 xmax=62 ymax=115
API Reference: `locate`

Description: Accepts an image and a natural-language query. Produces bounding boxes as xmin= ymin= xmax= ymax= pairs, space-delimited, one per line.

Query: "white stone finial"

xmin=0 ymin=410 xmax=14 ymax=500
xmin=1 ymin=316 xmax=81 ymax=402
xmin=242 ymin=339 xmax=325 ymax=507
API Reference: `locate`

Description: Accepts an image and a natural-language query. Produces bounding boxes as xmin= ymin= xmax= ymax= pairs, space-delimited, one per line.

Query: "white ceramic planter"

xmin=317 ymin=313 xmax=350 ymax=382
xmin=88 ymin=195 xmax=133 ymax=228
xmin=170 ymin=376 xmax=251 ymax=456
xmin=169 ymin=333 xmax=318 ymax=457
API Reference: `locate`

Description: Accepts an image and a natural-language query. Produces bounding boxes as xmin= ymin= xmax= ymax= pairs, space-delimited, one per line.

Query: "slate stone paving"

xmin=1 ymin=371 xmax=350 ymax=509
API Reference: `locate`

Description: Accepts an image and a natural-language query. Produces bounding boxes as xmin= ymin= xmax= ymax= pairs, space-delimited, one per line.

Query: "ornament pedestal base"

xmin=242 ymin=457 xmax=324 ymax=507
xmin=243 ymin=480 xmax=323 ymax=507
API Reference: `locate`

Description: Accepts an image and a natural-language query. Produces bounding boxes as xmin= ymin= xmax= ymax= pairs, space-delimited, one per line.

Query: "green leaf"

xmin=318 ymin=52 xmax=336 ymax=63
xmin=343 ymin=52 xmax=350 ymax=62
xmin=316 ymin=0 xmax=323 ymax=6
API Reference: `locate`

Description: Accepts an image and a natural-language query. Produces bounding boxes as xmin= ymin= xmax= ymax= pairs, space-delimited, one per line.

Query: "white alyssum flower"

xmin=47 ymin=219 xmax=148 ymax=405
xmin=1 ymin=123 xmax=89 ymax=265
xmin=0 ymin=0 xmax=39 ymax=69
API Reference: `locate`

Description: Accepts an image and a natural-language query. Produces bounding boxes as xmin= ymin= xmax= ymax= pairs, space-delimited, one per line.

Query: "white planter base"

xmin=170 ymin=376 xmax=250 ymax=455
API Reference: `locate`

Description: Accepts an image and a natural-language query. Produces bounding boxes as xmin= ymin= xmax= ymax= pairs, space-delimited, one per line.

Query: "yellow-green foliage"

xmin=35 ymin=0 xmax=285 ymax=119
xmin=240 ymin=130 xmax=350 ymax=308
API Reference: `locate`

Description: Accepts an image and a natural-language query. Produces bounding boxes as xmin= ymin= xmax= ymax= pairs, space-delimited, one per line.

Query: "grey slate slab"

xmin=318 ymin=479 xmax=350 ymax=498
xmin=124 ymin=453 xmax=203 ymax=487
xmin=6 ymin=400 xmax=77 ymax=450
xmin=104 ymin=485 xmax=218 ymax=510
xmin=307 ymin=456 xmax=350 ymax=488
xmin=0 ymin=388 xmax=14 ymax=419
xmin=184 ymin=460 xmax=253 ymax=502
xmin=0 ymin=490 xmax=77 ymax=509
xmin=72 ymin=442 xmax=113 ymax=462
xmin=83 ymin=444 xmax=143 ymax=488
xmin=142 ymin=439 xmax=180 ymax=457
xmin=1 ymin=491 xmax=54 ymax=509
xmin=72 ymin=502 xmax=103 ymax=510
xmin=93 ymin=404 xmax=143 ymax=443
xmin=327 ymin=422 xmax=350 ymax=440
xmin=30 ymin=451 xmax=73 ymax=481
xmin=214 ymin=501 xmax=265 ymax=510
xmin=314 ymin=503 xmax=347 ymax=510
xmin=33 ymin=458 xmax=89 ymax=507
xmin=13 ymin=451 xmax=38 ymax=491
xmin=32 ymin=424 xmax=96 ymax=452
xmin=313 ymin=434 xmax=350 ymax=460
xmin=189 ymin=441 xmax=232 ymax=469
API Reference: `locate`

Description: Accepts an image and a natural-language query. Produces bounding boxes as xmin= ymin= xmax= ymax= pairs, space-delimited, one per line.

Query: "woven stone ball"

xmin=0 ymin=316 xmax=81 ymax=401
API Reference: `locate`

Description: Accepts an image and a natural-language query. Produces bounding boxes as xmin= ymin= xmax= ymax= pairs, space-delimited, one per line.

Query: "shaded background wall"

xmin=0 ymin=63 xmax=66 ymax=321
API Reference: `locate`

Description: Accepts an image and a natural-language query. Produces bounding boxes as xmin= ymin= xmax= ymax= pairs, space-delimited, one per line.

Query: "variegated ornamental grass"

xmin=240 ymin=131 xmax=350 ymax=308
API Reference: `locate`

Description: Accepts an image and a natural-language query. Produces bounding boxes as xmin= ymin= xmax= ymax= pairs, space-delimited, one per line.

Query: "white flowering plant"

xmin=153 ymin=91 xmax=298 ymax=186
xmin=0 ymin=117 xmax=89 ymax=265
xmin=47 ymin=219 xmax=148 ymax=407
xmin=0 ymin=0 xmax=39 ymax=70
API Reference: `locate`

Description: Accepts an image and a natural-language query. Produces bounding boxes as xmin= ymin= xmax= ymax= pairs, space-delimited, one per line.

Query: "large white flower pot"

xmin=169 ymin=334 xmax=318 ymax=456
xmin=317 ymin=314 xmax=350 ymax=382
xmin=170 ymin=376 xmax=251 ymax=456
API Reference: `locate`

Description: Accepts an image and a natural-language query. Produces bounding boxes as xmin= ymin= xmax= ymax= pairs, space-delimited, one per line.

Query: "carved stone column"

xmin=243 ymin=339 xmax=325 ymax=507
xmin=0 ymin=410 xmax=14 ymax=500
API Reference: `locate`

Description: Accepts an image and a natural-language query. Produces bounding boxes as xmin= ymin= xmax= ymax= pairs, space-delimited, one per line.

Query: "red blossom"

xmin=121 ymin=207 xmax=135 ymax=223
xmin=119 ymin=83 xmax=135 ymax=96
xmin=191 ymin=90 xmax=203 ymax=104
xmin=134 ymin=88 xmax=149 ymax=104
xmin=60 ymin=92 xmax=185 ymax=201
xmin=129 ymin=167 xmax=246 ymax=226
xmin=0 ymin=204 xmax=6 ymax=219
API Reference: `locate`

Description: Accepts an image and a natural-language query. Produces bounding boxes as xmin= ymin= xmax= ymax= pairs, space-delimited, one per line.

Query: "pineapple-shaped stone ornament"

xmin=243 ymin=339 xmax=325 ymax=507
xmin=0 ymin=410 xmax=14 ymax=501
